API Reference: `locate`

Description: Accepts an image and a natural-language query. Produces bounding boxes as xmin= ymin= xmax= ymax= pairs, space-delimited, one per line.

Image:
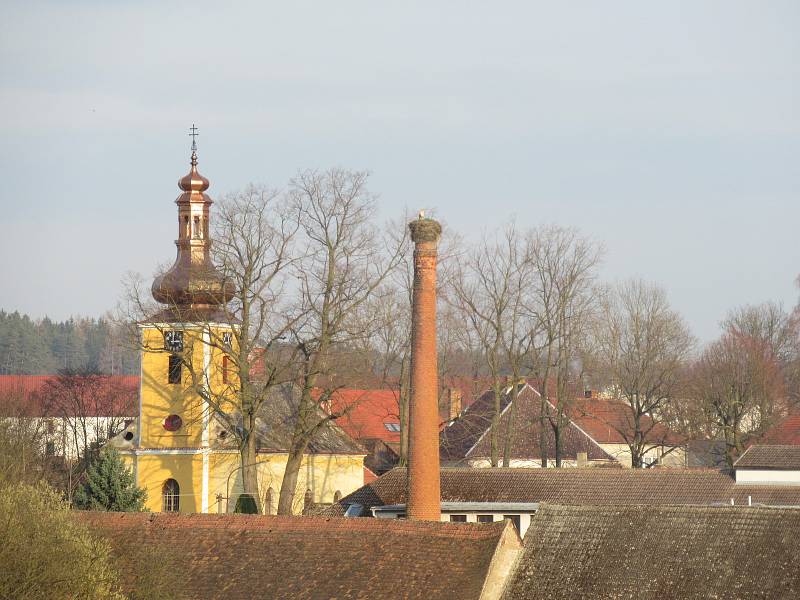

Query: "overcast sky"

xmin=1 ymin=1 xmax=798 ymax=341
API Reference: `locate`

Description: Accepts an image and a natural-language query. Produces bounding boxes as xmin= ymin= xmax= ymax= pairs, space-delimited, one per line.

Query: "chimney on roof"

xmin=448 ymin=388 xmax=462 ymax=421
xmin=407 ymin=216 xmax=442 ymax=521
xmin=577 ymin=451 xmax=588 ymax=468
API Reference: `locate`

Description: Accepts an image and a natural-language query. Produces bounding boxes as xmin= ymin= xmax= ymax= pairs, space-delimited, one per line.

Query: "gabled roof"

xmin=759 ymin=410 xmax=800 ymax=445
xmin=79 ymin=511 xmax=514 ymax=600
xmin=570 ymin=397 xmax=682 ymax=446
xmin=326 ymin=388 xmax=402 ymax=445
xmin=317 ymin=467 xmax=800 ymax=517
xmin=440 ymin=385 xmax=615 ymax=463
xmin=0 ymin=375 xmax=138 ymax=417
xmin=735 ymin=445 xmax=800 ymax=470
xmin=505 ymin=504 xmax=800 ymax=600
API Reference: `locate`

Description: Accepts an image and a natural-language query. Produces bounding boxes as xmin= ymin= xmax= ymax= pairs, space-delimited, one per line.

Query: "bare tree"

xmin=724 ymin=302 xmax=800 ymax=406
xmin=527 ymin=225 xmax=601 ymax=467
xmin=690 ymin=330 xmax=786 ymax=467
xmin=448 ymin=223 xmax=532 ymax=467
xmin=277 ymin=169 xmax=403 ymax=514
xmin=586 ymin=279 xmax=694 ymax=467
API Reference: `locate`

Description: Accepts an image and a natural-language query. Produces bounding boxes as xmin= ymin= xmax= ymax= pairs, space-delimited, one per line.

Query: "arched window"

xmin=265 ymin=487 xmax=274 ymax=515
xmin=162 ymin=479 xmax=180 ymax=512
xmin=333 ymin=490 xmax=342 ymax=503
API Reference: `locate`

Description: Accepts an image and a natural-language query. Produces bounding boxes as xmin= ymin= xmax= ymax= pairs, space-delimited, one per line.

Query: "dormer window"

xmin=384 ymin=423 xmax=401 ymax=432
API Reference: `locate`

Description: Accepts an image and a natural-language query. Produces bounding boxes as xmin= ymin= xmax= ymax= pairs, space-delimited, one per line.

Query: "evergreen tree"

xmin=234 ymin=493 xmax=259 ymax=514
xmin=73 ymin=448 xmax=147 ymax=511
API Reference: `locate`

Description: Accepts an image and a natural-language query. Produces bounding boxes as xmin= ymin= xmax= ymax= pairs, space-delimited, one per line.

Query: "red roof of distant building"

xmin=758 ymin=411 xmax=800 ymax=445
xmin=571 ymin=397 xmax=682 ymax=446
xmin=0 ymin=375 xmax=138 ymax=417
xmin=327 ymin=389 xmax=402 ymax=445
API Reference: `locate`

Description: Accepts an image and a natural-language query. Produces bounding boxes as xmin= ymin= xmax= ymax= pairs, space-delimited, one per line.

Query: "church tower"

xmin=132 ymin=128 xmax=236 ymax=513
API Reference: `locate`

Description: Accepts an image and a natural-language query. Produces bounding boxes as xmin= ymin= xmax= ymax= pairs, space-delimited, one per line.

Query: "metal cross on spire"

xmin=189 ymin=123 xmax=199 ymax=152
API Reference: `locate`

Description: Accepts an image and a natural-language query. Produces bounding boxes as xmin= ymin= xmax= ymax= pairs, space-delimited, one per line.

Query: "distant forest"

xmin=0 ymin=311 xmax=139 ymax=375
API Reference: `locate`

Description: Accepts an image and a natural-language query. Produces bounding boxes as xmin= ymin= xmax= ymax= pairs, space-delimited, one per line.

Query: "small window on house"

xmin=503 ymin=515 xmax=521 ymax=532
xmin=477 ymin=514 xmax=494 ymax=523
xmin=384 ymin=423 xmax=401 ymax=432
xmin=168 ymin=354 xmax=182 ymax=384
xmin=162 ymin=479 xmax=180 ymax=512
xmin=449 ymin=514 xmax=467 ymax=522
xmin=222 ymin=355 xmax=230 ymax=384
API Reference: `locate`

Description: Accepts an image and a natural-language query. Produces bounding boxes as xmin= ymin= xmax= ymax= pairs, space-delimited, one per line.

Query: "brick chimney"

xmin=448 ymin=388 xmax=462 ymax=421
xmin=407 ymin=215 xmax=442 ymax=521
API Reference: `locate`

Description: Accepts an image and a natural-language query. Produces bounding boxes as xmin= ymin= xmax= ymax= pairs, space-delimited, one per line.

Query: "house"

xmin=317 ymin=466 xmax=800 ymax=537
xmin=571 ymin=393 xmax=686 ymax=467
xmin=79 ymin=511 xmax=522 ymax=600
xmin=0 ymin=374 xmax=137 ymax=461
xmin=504 ymin=504 xmax=800 ymax=600
xmin=325 ymin=388 xmax=403 ymax=476
xmin=440 ymin=383 xmax=618 ymax=468
xmin=758 ymin=409 xmax=800 ymax=445
xmin=734 ymin=445 xmax=800 ymax=485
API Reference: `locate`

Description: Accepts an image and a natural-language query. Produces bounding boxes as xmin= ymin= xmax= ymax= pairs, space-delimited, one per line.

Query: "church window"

xmin=162 ymin=479 xmax=180 ymax=512
xmin=168 ymin=354 xmax=182 ymax=384
xmin=222 ymin=355 xmax=230 ymax=384
xmin=163 ymin=414 xmax=183 ymax=432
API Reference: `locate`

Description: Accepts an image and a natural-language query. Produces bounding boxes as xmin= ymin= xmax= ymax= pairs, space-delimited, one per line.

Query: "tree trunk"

xmin=239 ymin=426 xmax=260 ymax=511
xmin=502 ymin=385 xmax=518 ymax=467
xmin=277 ymin=440 xmax=307 ymax=515
xmin=553 ymin=421 xmax=562 ymax=467
xmin=490 ymin=382 xmax=502 ymax=467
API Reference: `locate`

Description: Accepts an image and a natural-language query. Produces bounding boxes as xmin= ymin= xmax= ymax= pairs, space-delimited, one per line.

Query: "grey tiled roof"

xmin=316 ymin=467 xmax=800 ymax=517
xmin=504 ymin=504 xmax=800 ymax=600
xmin=734 ymin=445 xmax=800 ymax=470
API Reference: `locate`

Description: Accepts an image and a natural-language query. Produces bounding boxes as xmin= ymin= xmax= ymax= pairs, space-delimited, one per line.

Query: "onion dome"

xmin=151 ymin=132 xmax=235 ymax=320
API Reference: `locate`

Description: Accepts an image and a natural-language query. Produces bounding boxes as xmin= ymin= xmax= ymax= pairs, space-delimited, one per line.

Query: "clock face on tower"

xmin=164 ymin=330 xmax=184 ymax=352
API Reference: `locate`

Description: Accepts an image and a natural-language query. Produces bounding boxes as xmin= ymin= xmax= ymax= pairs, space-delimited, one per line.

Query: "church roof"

xmin=79 ymin=511 xmax=512 ymax=600
xmin=505 ymin=504 xmax=800 ymax=600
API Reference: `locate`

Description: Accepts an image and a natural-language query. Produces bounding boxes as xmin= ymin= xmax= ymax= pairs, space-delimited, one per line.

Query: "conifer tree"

xmin=74 ymin=448 xmax=146 ymax=511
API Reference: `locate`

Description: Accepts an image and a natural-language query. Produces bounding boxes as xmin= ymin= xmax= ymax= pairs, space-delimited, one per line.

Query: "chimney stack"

xmin=407 ymin=215 xmax=442 ymax=521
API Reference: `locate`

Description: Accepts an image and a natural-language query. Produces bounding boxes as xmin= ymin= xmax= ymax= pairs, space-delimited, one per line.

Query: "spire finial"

xmin=189 ymin=123 xmax=199 ymax=166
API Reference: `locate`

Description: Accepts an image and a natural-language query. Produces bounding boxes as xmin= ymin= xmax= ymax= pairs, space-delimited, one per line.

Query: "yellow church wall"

xmin=120 ymin=450 xmax=363 ymax=515
xmin=128 ymin=452 xmax=206 ymax=513
xmin=209 ymin=452 xmax=365 ymax=515
xmin=139 ymin=324 xmax=235 ymax=450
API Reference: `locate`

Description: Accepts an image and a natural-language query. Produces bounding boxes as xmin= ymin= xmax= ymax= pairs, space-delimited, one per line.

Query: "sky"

xmin=0 ymin=1 xmax=798 ymax=341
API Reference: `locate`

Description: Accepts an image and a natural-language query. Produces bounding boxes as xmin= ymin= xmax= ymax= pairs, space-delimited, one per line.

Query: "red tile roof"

xmin=0 ymin=375 xmax=138 ymax=417
xmin=327 ymin=388 xmax=402 ymax=445
xmin=506 ymin=504 xmax=800 ymax=600
xmin=570 ymin=397 xmax=683 ymax=446
xmin=759 ymin=411 xmax=800 ymax=445
xmin=78 ymin=511 xmax=511 ymax=600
